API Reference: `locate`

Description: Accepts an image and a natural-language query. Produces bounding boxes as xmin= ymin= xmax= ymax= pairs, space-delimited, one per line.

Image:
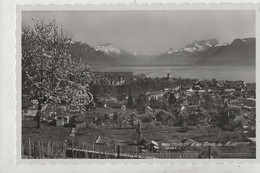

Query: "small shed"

xmin=94 ymin=135 xmax=112 ymax=150
xmin=22 ymin=106 xmax=37 ymax=120
xmin=75 ymin=121 xmax=86 ymax=128
xmin=75 ymin=116 xmax=87 ymax=128
xmin=94 ymin=135 xmax=106 ymax=145
xmin=145 ymin=140 xmax=159 ymax=152
xmin=56 ymin=118 xmax=65 ymax=127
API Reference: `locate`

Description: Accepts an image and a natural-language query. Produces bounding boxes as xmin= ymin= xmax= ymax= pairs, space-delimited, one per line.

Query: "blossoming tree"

xmin=22 ymin=18 xmax=93 ymax=127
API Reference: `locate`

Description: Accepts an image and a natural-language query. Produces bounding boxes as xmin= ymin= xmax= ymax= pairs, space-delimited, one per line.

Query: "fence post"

xmin=72 ymin=140 xmax=74 ymax=158
xmin=40 ymin=139 xmax=44 ymax=159
xmin=48 ymin=141 xmax=51 ymax=158
xmin=208 ymin=146 xmax=211 ymax=159
xmin=85 ymin=142 xmax=89 ymax=158
xmin=63 ymin=141 xmax=67 ymax=158
xmin=169 ymin=143 xmax=172 ymax=158
xmin=22 ymin=143 xmax=24 ymax=159
xmin=47 ymin=141 xmax=49 ymax=158
xmin=99 ymin=148 xmax=101 ymax=159
xmin=116 ymin=145 xmax=120 ymax=159
xmin=47 ymin=141 xmax=50 ymax=158
xmin=33 ymin=140 xmax=37 ymax=159
xmin=54 ymin=140 xmax=56 ymax=158
xmin=28 ymin=138 xmax=31 ymax=159
xmin=38 ymin=140 xmax=41 ymax=159
xmin=41 ymin=139 xmax=44 ymax=159
xmin=51 ymin=141 xmax=54 ymax=158
xmin=136 ymin=146 xmax=137 ymax=158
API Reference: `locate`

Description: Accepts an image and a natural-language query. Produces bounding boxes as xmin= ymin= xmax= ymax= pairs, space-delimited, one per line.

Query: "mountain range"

xmin=69 ymin=38 xmax=255 ymax=68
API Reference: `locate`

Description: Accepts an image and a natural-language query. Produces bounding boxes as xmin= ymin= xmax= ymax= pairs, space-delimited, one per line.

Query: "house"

xmin=245 ymin=83 xmax=256 ymax=91
xmin=94 ymin=135 xmax=115 ymax=150
xmin=56 ymin=117 xmax=65 ymax=127
xmin=242 ymin=106 xmax=255 ymax=111
xmin=72 ymin=115 xmax=86 ymax=128
xmin=55 ymin=106 xmax=67 ymax=114
xmin=164 ymin=88 xmax=171 ymax=92
xmin=144 ymin=140 xmax=159 ymax=152
xmin=85 ymin=111 xmax=104 ymax=123
xmin=224 ymin=88 xmax=236 ymax=94
xmin=75 ymin=120 xmax=86 ymax=128
xmin=149 ymin=91 xmax=165 ymax=101
xmin=154 ymin=110 xmax=171 ymax=124
xmin=68 ymin=105 xmax=81 ymax=113
xmin=133 ymin=112 xmax=156 ymax=123
xmin=22 ymin=110 xmax=37 ymax=121
xmin=247 ymin=137 xmax=256 ymax=143
xmin=94 ymin=135 xmax=106 ymax=145
xmin=122 ymin=113 xmax=135 ymax=127
xmin=22 ymin=105 xmax=37 ymax=120
xmin=245 ymin=98 xmax=256 ymax=107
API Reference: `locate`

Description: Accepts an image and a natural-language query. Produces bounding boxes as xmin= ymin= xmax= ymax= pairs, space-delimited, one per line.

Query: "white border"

xmin=1 ymin=0 xmax=260 ymax=173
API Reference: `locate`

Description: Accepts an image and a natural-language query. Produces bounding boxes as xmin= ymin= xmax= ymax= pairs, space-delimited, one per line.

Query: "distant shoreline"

xmin=92 ymin=64 xmax=256 ymax=68
xmin=92 ymin=65 xmax=255 ymax=83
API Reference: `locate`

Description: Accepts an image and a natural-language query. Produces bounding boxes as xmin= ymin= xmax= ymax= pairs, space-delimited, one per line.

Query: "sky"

xmin=22 ymin=11 xmax=255 ymax=54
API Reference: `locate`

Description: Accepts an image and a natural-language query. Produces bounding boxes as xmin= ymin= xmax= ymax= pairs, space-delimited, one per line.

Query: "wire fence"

xmin=21 ymin=138 xmax=255 ymax=159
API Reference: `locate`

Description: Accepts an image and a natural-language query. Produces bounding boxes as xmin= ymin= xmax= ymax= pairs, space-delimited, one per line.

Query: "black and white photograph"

xmin=20 ymin=9 xmax=256 ymax=159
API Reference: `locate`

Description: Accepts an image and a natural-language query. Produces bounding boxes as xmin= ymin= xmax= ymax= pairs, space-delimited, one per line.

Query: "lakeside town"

xmin=21 ymin=14 xmax=256 ymax=159
xmin=22 ymin=71 xmax=256 ymax=159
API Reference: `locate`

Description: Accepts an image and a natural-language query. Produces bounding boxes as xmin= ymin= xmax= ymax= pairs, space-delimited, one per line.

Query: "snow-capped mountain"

xmin=68 ymin=38 xmax=255 ymax=67
xmin=69 ymin=41 xmax=119 ymax=67
xmin=167 ymin=39 xmax=228 ymax=55
xmin=196 ymin=38 xmax=255 ymax=66
xmin=156 ymin=38 xmax=254 ymax=66
xmin=230 ymin=38 xmax=254 ymax=47
xmin=94 ymin=43 xmax=122 ymax=55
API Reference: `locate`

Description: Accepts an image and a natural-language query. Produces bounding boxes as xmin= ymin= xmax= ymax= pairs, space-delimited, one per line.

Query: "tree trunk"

xmin=36 ymin=99 xmax=42 ymax=128
xmin=182 ymin=120 xmax=187 ymax=132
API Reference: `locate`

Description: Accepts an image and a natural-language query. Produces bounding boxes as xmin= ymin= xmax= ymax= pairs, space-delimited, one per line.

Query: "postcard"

xmin=10 ymin=2 xmax=259 ymax=170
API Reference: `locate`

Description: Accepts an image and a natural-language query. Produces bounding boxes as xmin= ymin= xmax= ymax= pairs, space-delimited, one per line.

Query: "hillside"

xmin=195 ymin=38 xmax=255 ymax=66
xmin=69 ymin=42 xmax=118 ymax=67
xmin=155 ymin=38 xmax=255 ymax=66
xmin=68 ymin=38 xmax=255 ymax=68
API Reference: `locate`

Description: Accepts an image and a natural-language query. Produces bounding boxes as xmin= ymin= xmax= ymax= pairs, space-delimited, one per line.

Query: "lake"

xmin=94 ymin=65 xmax=255 ymax=83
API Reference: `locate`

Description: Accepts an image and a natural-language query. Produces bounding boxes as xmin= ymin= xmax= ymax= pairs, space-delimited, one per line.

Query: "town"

xmin=22 ymin=72 xmax=256 ymax=159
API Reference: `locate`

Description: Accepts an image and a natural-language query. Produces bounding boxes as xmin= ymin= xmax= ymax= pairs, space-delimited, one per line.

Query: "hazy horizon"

xmin=22 ymin=10 xmax=255 ymax=54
